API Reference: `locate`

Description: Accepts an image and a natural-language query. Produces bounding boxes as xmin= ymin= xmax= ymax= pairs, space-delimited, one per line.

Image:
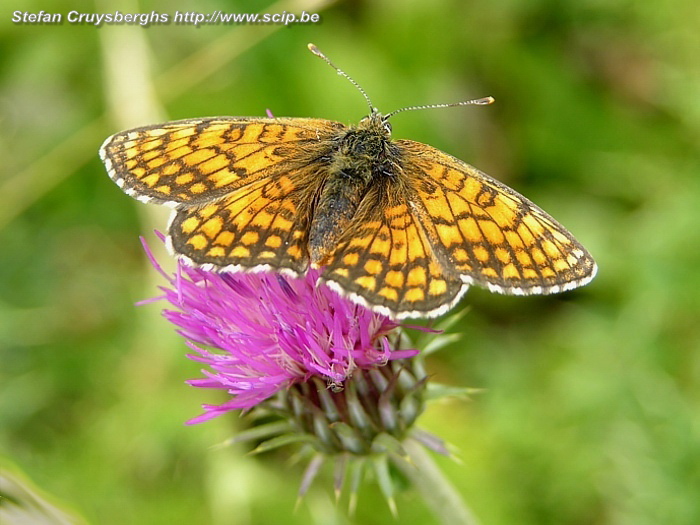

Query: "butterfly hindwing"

xmin=168 ymin=151 xmax=333 ymax=275
xmin=398 ymin=140 xmax=597 ymax=294
xmin=320 ymin=182 xmax=466 ymax=318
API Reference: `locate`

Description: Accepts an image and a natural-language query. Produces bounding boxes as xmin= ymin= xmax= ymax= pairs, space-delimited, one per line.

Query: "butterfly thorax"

xmin=308 ymin=113 xmax=398 ymax=265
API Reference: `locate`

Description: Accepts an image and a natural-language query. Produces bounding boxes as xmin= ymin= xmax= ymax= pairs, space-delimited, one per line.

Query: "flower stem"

xmin=396 ymin=438 xmax=481 ymax=525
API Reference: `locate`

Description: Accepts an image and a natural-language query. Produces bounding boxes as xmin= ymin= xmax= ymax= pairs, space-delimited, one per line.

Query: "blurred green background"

xmin=2 ymin=0 xmax=699 ymax=523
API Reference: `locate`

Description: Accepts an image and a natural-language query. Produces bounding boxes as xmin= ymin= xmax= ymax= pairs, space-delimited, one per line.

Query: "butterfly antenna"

xmin=385 ymin=96 xmax=495 ymax=120
xmin=308 ymin=43 xmax=376 ymax=114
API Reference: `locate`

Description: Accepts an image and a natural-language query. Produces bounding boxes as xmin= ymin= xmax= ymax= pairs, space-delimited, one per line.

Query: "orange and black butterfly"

xmin=100 ymin=44 xmax=596 ymax=319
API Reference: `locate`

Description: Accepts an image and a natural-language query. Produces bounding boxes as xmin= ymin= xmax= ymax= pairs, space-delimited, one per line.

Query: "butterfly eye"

xmin=383 ymin=121 xmax=392 ymax=133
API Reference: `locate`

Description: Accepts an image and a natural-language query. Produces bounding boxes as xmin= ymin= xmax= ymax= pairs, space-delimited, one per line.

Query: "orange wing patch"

xmin=399 ymin=140 xmax=596 ymax=295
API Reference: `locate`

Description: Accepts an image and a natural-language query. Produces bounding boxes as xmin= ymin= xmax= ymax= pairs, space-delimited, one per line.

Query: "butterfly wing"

xmin=169 ymin=163 xmax=326 ymax=274
xmin=102 ymin=117 xmax=346 ymax=273
xmin=398 ymin=140 xmax=597 ymax=295
xmin=319 ymin=181 xmax=466 ymax=319
xmin=100 ymin=117 xmax=345 ymax=206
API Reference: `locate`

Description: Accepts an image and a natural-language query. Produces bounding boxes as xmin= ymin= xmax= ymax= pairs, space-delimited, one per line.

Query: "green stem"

xmin=395 ymin=438 xmax=481 ymax=525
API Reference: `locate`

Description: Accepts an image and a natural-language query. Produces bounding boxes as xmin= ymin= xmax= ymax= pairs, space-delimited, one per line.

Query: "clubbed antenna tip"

xmin=385 ymin=96 xmax=495 ymax=120
xmin=307 ymin=43 xmax=322 ymax=57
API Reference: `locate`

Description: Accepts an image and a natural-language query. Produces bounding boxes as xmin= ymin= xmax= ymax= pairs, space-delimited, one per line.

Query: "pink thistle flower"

xmin=137 ymin=234 xmax=471 ymax=516
xmin=141 ymin=235 xmax=419 ymax=423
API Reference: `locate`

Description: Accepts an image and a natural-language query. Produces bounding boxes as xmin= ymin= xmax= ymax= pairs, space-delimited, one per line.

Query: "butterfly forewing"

xmin=100 ymin=117 xmax=345 ymax=206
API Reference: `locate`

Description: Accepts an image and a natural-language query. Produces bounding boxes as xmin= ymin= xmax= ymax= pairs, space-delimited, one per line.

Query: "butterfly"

xmin=100 ymin=44 xmax=596 ymax=319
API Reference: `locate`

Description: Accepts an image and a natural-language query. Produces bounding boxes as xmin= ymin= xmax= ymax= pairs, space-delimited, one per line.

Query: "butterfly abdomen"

xmin=308 ymin=174 xmax=365 ymax=264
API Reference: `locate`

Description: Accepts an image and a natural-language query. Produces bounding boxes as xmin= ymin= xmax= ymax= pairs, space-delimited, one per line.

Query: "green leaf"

xmin=215 ymin=421 xmax=292 ymax=448
xmin=248 ymin=433 xmax=315 ymax=455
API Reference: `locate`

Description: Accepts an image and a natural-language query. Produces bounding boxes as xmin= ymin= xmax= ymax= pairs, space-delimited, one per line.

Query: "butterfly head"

xmin=358 ymin=110 xmax=393 ymax=137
